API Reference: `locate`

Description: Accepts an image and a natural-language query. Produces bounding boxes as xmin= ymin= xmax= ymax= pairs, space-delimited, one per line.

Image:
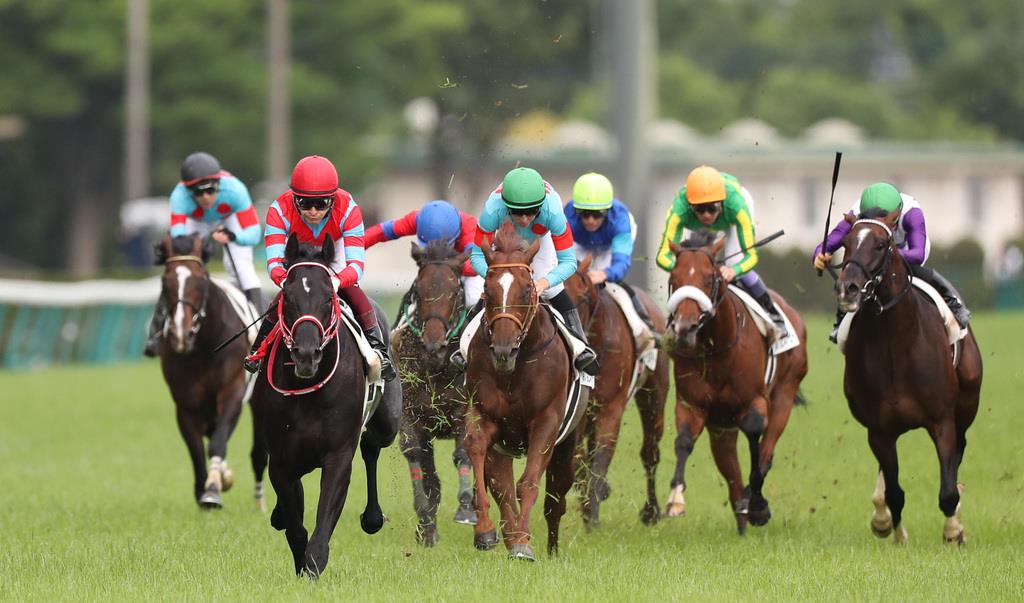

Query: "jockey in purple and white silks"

xmin=813 ymin=182 xmax=971 ymax=342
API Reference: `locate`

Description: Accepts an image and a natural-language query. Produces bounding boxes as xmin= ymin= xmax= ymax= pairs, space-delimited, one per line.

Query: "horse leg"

xmin=709 ymin=428 xmax=747 ymax=535
xmin=581 ymin=397 xmax=626 ymax=531
xmin=452 ymin=437 xmax=477 ymax=525
xmin=250 ymin=412 xmax=268 ymax=512
xmin=867 ymin=430 xmax=908 ymax=544
xmin=303 ymin=448 xmax=356 ymax=579
xmin=544 ymin=438 xmax=577 ymax=557
xmin=268 ymin=463 xmax=308 ymax=575
xmin=484 ymin=449 xmax=519 ymax=553
xmin=511 ymin=422 xmax=559 ymax=561
xmin=464 ymin=410 xmax=499 ymax=551
xmin=665 ymin=404 xmax=706 ymax=518
xmin=201 ymin=389 xmax=244 ymax=505
xmin=635 ymin=377 xmax=666 ymax=525
xmin=359 ymin=436 xmax=387 ymax=535
xmin=174 ymin=407 xmax=208 ymax=505
xmin=401 ymin=426 xmax=439 ymax=546
xmin=739 ymin=396 xmax=771 ymax=527
xmin=929 ymin=419 xmax=966 ymax=544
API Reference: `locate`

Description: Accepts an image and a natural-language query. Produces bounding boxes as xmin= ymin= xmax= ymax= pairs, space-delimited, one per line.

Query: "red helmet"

xmin=290 ymin=155 xmax=339 ymax=197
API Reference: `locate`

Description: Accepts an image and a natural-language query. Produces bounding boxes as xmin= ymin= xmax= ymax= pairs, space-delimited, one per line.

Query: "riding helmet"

xmin=180 ymin=152 xmax=221 ymax=185
xmin=500 ymin=167 xmax=546 ymax=211
xmin=859 ymin=182 xmax=903 ymax=214
xmin=416 ymin=200 xmax=462 ymax=245
xmin=290 ymin=155 xmax=339 ymax=197
xmin=684 ymin=165 xmax=727 ymax=205
xmin=572 ymin=173 xmax=614 ymax=211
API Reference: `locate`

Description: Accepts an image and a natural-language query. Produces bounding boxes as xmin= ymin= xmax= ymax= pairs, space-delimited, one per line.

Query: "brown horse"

xmin=835 ymin=212 xmax=982 ymax=544
xmin=562 ymin=257 xmax=670 ymax=528
xmin=154 ymin=233 xmax=266 ymax=509
xmin=393 ymin=239 xmax=476 ymax=546
xmin=463 ymin=222 xmax=584 ymax=561
xmin=663 ymin=230 xmax=808 ymax=534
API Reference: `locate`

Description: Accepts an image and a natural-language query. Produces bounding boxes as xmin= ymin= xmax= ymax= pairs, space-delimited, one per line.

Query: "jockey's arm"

xmin=364 ymin=209 xmax=418 ymax=248
xmin=222 ymin=178 xmax=261 ymax=246
xmin=543 ymin=215 xmax=579 ymax=289
xmin=813 ymin=214 xmax=854 ymax=262
xmin=264 ymin=201 xmax=289 ymax=286
xmin=655 ymin=193 xmax=689 ymax=271
xmin=168 ymin=184 xmax=194 ymax=238
xmin=470 ymin=200 xmax=502 ymax=277
xmin=334 ymin=204 xmax=366 ymax=289
xmin=729 ymin=204 xmax=759 ymax=276
xmin=457 ymin=212 xmax=479 ymax=276
xmin=901 ymin=207 xmax=928 ymax=265
xmin=603 ymin=214 xmax=635 ymax=282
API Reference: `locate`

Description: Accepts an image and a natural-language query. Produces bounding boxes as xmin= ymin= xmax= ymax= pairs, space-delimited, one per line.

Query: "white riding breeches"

xmin=463 ymin=274 xmax=484 ymax=307
xmin=182 ymin=217 xmax=262 ymax=291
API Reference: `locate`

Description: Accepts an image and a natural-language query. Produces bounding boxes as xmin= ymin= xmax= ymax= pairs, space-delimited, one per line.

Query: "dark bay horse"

xmin=393 ymin=240 xmax=476 ymax=546
xmin=463 ymin=222 xmax=584 ymax=561
xmin=663 ymin=231 xmax=808 ymax=535
xmin=836 ymin=212 xmax=982 ymax=544
xmin=248 ymin=233 xmax=401 ymax=577
xmin=154 ymin=233 xmax=265 ymax=509
xmin=562 ymin=257 xmax=670 ymax=528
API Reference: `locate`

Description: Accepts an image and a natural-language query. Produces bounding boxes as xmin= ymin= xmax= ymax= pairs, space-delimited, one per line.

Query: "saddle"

xmin=211 ymin=277 xmax=260 ymax=403
xmin=599 ymin=284 xmax=658 ymax=399
xmin=727 ymin=285 xmax=800 ymax=356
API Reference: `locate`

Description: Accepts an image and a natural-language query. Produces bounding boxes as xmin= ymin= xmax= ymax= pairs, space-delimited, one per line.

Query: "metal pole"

xmin=266 ymin=0 xmax=291 ymax=183
xmin=124 ymin=0 xmax=150 ymax=202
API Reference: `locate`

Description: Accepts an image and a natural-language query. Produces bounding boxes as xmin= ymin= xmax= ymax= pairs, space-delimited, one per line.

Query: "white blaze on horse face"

xmin=498 ymin=272 xmax=514 ymax=309
xmin=302 ymin=276 xmax=311 ymax=294
xmin=855 ymin=228 xmax=871 ymax=250
xmin=688 ymin=266 xmax=695 ymax=277
xmin=173 ymin=266 xmax=191 ymax=338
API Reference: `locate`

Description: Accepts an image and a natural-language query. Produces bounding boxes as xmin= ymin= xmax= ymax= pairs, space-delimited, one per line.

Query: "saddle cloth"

xmin=211 ymin=277 xmax=260 ymax=403
xmin=337 ymin=303 xmax=384 ymax=428
xmin=603 ymin=282 xmax=657 ymax=355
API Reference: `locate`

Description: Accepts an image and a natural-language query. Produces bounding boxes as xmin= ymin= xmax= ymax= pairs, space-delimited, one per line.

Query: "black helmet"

xmin=180 ymin=152 xmax=221 ymax=185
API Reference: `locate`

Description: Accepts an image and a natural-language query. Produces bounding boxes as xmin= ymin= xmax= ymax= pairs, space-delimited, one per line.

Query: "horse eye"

xmin=875 ymin=241 xmax=886 ymax=250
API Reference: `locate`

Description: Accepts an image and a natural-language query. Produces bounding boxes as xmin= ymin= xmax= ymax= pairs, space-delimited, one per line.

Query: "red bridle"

xmin=278 ymin=261 xmax=342 ymax=351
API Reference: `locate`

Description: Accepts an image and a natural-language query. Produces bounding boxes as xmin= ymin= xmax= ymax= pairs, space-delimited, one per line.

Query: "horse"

xmin=392 ymin=239 xmax=477 ymax=546
xmin=562 ymin=257 xmax=670 ymax=528
xmin=463 ymin=222 xmax=585 ymax=561
xmin=662 ymin=230 xmax=808 ymax=535
xmin=835 ymin=211 xmax=982 ymax=544
xmin=248 ymin=233 xmax=400 ymax=578
xmin=154 ymin=233 xmax=266 ymax=510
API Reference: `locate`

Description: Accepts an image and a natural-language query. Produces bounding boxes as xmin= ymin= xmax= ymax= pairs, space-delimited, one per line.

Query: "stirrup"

xmin=450 ymin=350 xmax=467 ymax=372
xmin=828 ymin=328 xmax=838 ymax=344
xmin=143 ymin=338 xmax=160 ymax=358
xmin=575 ymin=347 xmax=600 ymax=376
xmin=243 ymin=356 xmax=260 ymax=374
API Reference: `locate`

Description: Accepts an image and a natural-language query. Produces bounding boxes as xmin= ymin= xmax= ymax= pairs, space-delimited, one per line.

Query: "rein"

xmin=407 ymin=260 xmax=468 ymax=344
xmin=484 ymin=263 xmax=539 ymax=349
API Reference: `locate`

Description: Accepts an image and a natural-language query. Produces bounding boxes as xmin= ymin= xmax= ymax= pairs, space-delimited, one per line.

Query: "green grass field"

xmin=1 ymin=314 xmax=1022 ymax=601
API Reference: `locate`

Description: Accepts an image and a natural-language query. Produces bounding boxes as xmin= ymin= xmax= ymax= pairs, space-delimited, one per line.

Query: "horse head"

xmin=837 ymin=209 xmax=900 ymax=313
xmin=156 ymin=233 xmax=211 ymax=354
xmin=480 ymin=222 xmax=540 ymax=374
xmin=563 ymin=254 xmax=598 ymax=326
xmin=280 ymin=233 xmax=341 ymax=379
xmin=665 ymin=230 xmax=725 ymax=350
xmin=410 ymin=239 xmax=470 ymax=367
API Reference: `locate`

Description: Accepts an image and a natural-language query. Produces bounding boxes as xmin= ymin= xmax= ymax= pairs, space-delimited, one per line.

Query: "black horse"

xmin=249 ymin=233 xmax=400 ymax=577
xmin=154 ymin=233 xmax=266 ymax=509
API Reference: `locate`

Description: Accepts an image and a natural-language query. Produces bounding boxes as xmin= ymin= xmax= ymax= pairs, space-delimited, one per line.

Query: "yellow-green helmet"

xmin=572 ymin=173 xmax=614 ymax=211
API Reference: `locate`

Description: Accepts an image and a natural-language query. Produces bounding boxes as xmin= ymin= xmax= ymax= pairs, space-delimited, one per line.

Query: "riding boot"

xmin=828 ymin=308 xmax=844 ymax=344
xmin=755 ymin=292 xmax=788 ymax=337
xmin=561 ymin=307 xmax=600 ymax=376
xmin=143 ymin=299 xmax=168 ymax=357
xmin=364 ymin=323 xmax=397 ymax=382
xmin=450 ymin=299 xmax=484 ymax=371
xmin=243 ymin=317 xmax=276 ymax=374
xmin=927 ymin=271 xmax=972 ymax=328
xmin=243 ymin=287 xmax=264 ymax=313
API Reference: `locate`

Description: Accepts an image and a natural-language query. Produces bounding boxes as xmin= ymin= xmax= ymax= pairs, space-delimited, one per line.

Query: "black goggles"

xmin=190 ymin=181 xmax=220 ymax=197
xmin=294 ymin=195 xmax=333 ymax=211
xmin=507 ymin=205 xmax=541 ymax=217
xmin=693 ymin=203 xmax=722 ymax=216
xmin=578 ymin=209 xmax=608 ymax=220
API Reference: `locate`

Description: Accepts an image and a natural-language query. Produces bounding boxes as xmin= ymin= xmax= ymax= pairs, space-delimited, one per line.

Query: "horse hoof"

xmin=271 ymin=504 xmax=287 ymax=530
xmin=221 ymin=468 xmax=234 ymax=492
xmin=508 ymin=544 xmax=536 ymax=562
xmin=664 ymin=502 xmax=686 ymax=518
xmin=360 ymin=510 xmax=386 ymax=535
xmin=640 ymin=503 xmax=661 ymax=526
xmin=871 ymin=510 xmax=893 ymax=538
xmin=453 ymin=503 xmax=478 ymax=525
xmin=416 ymin=523 xmax=439 ymax=547
xmin=944 ymin=530 xmax=965 ymax=546
xmin=198 ymin=487 xmax=223 ymax=510
xmin=893 ymin=524 xmax=909 ymax=545
xmin=474 ymin=529 xmax=499 ymax=551
xmin=749 ymin=505 xmax=772 ymax=527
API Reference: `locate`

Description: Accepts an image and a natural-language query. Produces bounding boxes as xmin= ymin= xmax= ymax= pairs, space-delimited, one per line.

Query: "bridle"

xmin=484 ymin=263 xmax=539 ymax=350
xmin=409 ymin=259 xmax=468 ymax=345
xmin=165 ymin=254 xmax=210 ymax=336
xmin=666 ymin=247 xmax=726 ymax=332
xmin=841 ymin=219 xmax=912 ymax=314
xmin=279 ymin=261 xmax=342 ymax=351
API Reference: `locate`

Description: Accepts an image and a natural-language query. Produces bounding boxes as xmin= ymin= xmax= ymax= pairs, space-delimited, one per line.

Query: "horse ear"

xmin=844 ymin=212 xmax=856 ymax=224
xmin=199 ymin=235 xmax=213 ymax=264
xmin=454 ymin=249 xmax=471 ymax=267
xmin=411 ymin=241 xmax=425 ymax=265
xmin=482 ymin=240 xmax=494 ymax=266
xmin=525 ymin=237 xmax=542 ymax=263
xmin=285 ymin=232 xmax=300 ymax=265
xmin=321 ymin=235 xmax=335 ymax=265
xmin=711 ymin=237 xmax=726 ymax=258
xmin=883 ymin=210 xmax=900 ymax=228
xmin=153 ymin=235 xmax=170 ymax=265
xmin=669 ymin=241 xmax=683 ymax=256
xmin=578 ymin=254 xmax=593 ymax=274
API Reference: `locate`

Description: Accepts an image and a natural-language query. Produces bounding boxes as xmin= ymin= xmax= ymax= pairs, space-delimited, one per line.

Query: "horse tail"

xmin=794 ymin=388 xmax=808 ymax=406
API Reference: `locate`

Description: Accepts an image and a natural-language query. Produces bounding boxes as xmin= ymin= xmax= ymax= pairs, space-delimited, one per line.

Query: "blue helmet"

xmin=416 ymin=200 xmax=462 ymax=245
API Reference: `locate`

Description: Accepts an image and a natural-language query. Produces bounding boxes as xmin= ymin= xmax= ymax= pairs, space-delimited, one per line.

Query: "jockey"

xmin=364 ymin=199 xmax=483 ymax=307
xmin=453 ymin=166 xmax=599 ymax=376
xmin=813 ymin=182 xmax=971 ymax=342
xmin=144 ymin=152 xmax=263 ymax=357
xmin=564 ymin=172 xmax=657 ymax=332
xmin=656 ymin=165 xmax=789 ymax=336
xmin=243 ymin=155 xmax=396 ymax=381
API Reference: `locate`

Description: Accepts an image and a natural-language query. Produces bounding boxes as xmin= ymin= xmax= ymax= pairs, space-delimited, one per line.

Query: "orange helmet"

xmin=685 ymin=165 xmax=726 ymax=205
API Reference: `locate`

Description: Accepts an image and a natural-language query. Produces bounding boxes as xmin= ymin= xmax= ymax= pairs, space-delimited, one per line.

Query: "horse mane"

xmin=421 ymin=238 xmax=460 ymax=263
xmin=171 ymin=234 xmax=199 ymax=255
xmin=682 ymin=229 xmax=719 ymax=250
xmin=288 ymin=241 xmax=331 ymax=266
xmin=857 ymin=207 xmax=892 ymax=220
xmin=493 ymin=221 xmax=526 ymax=254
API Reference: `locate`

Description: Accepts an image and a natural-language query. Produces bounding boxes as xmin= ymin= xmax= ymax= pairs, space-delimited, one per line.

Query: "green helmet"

xmin=572 ymin=172 xmax=614 ymax=211
xmin=501 ymin=167 xmax=546 ymax=210
xmin=859 ymin=182 xmax=903 ymax=214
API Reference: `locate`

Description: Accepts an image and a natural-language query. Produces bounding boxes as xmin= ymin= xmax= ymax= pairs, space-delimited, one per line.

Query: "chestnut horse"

xmin=463 ymin=223 xmax=585 ymax=561
xmin=249 ymin=234 xmax=401 ymax=577
xmin=663 ymin=231 xmax=808 ymax=534
xmin=835 ymin=212 xmax=982 ymax=544
xmin=562 ymin=257 xmax=670 ymax=528
xmin=393 ymin=239 xmax=476 ymax=546
xmin=154 ymin=233 xmax=265 ymax=509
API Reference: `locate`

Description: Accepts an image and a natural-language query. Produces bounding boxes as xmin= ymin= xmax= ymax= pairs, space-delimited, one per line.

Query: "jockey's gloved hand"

xmin=215 ymin=226 xmax=237 ymax=242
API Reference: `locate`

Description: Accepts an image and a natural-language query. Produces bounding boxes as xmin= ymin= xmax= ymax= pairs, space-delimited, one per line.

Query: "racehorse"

xmin=562 ymin=257 xmax=670 ymax=528
xmin=663 ymin=230 xmax=808 ymax=535
xmin=392 ymin=239 xmax=476 ymax=546
xmin=463 ymin=222 xmax=585 ymax=561
xmin=154 ymin=233 xmax=266 ymax=510
xmin=835 ymin=211 xmax=982 ymax=544
xmin=248 ymin=233 xmax=401 ymax=577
